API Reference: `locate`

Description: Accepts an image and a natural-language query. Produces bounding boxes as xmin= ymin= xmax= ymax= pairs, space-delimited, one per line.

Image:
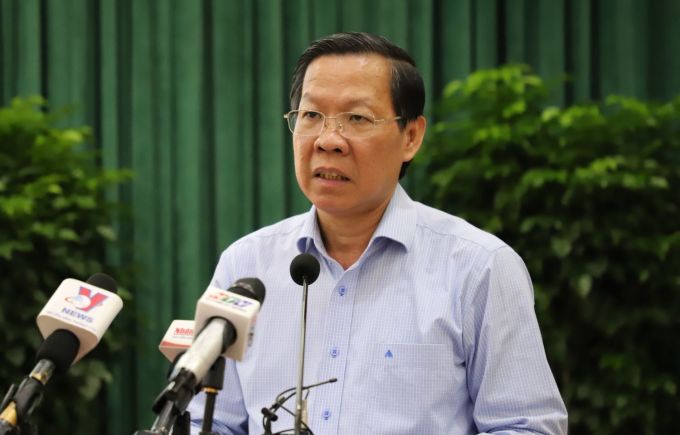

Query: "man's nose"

xmin=316 ymin=117 xmax=349 ymax=153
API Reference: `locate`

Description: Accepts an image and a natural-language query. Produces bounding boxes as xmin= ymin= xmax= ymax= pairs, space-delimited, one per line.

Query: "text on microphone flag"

xmin=207 ymin=290 xmax=255 ymax=309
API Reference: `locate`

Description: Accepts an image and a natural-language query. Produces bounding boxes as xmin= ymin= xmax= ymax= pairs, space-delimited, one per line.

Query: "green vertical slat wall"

xmin=569 ymin=0 xmax=594 ymax=102
xmin=256 ymin=0 xmax=287 ymax=227
xmin=1 ymin=0 xmax=680 ymax=433
xmin=600 ymin=0 xmax=648 ymax=98
xmin=15 ymin=0 xmax=40 ymax=96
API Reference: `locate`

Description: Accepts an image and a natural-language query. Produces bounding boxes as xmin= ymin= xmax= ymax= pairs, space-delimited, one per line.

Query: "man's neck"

xmin=317 ymin=201 xmax=391 ymax=270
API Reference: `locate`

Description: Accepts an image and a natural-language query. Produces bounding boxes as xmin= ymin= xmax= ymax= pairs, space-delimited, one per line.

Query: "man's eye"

xmin=302 ymin=111 xmax=322 ymax=120
xmin=347 ymin=113 xmax=371 ymax=123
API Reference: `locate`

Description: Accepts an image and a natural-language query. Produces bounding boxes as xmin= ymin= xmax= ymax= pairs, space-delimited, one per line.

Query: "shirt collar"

xmin=296 ymin=205 xmax=324 ymax=255
xmin=370 ymin=184 xmax=416 ymax=251
xmin=296 ymin=183 xmax=416 ymax=254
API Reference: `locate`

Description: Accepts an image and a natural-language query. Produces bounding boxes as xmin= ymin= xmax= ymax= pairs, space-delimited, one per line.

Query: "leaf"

xmin=0 ymin=196 xmax=34 ymax=217
xmin=58 ymin=228 xmax=79 ymax=241
xmin=502 ymin=99 xmax=526 ymax=118
xmin=96 ymin=225 xmax=117 ymax=241
xmin=551 ymin=238 xmax=572 ymax=258
xmin=0 ymin=240 xmax=33 ymax=259
xmin=576 ymin=275 xmax=592 ymax=297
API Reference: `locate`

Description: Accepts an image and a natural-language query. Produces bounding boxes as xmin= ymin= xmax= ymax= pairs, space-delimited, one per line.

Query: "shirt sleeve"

xmin=188 ymin=249 xmax=250 ymax=435
xmin=462 ymin=246 xmax=568 ymax=434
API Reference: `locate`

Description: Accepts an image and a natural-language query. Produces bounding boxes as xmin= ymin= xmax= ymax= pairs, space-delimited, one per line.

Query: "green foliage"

xmin=0 ymin=96 xmax=132 ymax=433
xmin=418 ymin=65 xmax=680 ymax=434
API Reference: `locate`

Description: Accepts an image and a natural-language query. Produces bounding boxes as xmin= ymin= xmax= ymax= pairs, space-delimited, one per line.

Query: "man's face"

xmin=293 ymin=54 xmax=423 ymax=220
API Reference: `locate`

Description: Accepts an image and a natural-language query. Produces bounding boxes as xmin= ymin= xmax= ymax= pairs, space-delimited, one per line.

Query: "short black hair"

xmin=289 ymin=32 xmax=425 ymax=179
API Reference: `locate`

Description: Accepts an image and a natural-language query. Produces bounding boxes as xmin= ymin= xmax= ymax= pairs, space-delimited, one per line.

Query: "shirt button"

xmin=338 ymin=286 xmax=346 ymax=296
xmin=330 ymin=346 xmax=339 ymax=358
xmin=322 ymin=409 xmax=331 ymax=420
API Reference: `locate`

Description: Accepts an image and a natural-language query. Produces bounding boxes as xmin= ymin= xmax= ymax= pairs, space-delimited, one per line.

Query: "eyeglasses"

xmin=283 ymin=110 xmax=401 ymax=139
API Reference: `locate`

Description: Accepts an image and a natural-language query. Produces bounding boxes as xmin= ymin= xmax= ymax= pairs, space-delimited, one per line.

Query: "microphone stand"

xmin=172 ymin=411 xmax=190 ymax=435
xmin=199 ymin=357 xmax=225 ymax=435
xmin=134 ymin=369 xmax=196 ymax=435
xmin=0 ymin=422 xmax=36 ymax=435
xmin=294 ymin=277 xmax=311 ymax=435
xmin=134 ymin=402 xmax=190 ymax=435
xmin=0 ymin=379 xmax=43 ymax=435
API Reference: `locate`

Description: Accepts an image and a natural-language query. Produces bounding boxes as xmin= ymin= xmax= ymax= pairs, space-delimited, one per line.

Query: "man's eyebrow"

xmin=300 ymin=93 xmax=374 ymax=108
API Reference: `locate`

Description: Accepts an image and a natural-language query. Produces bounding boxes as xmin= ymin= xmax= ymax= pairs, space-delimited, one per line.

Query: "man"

xmin=189 ymin=32 xmax=567 ymax=434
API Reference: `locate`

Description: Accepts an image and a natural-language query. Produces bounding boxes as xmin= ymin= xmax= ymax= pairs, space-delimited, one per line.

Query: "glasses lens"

xmin=286 ymin=111 xmax=298 ymax=133
xmin=289 ymin=110 xmax=325 ymax=136
xmin=339 ymin=113 xmax=375 ymax=138
xmin=286 ymin=111 xmax=382 ymax=138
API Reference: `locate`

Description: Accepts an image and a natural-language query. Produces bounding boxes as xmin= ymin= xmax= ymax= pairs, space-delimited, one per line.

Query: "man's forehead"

xmin=301 ymin=54 xmax=391 ymax=96
xmin=297 ymin=53 xmax=394 ymax=112
xmin=305 ymin=53 xmax=390 ymax=77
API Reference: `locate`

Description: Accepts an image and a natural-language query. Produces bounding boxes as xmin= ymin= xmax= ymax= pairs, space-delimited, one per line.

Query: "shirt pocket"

xmin=357 ymin=343 xmax=456 ymax=432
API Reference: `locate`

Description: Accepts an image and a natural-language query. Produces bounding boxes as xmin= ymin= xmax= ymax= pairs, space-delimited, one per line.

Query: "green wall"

xmin=2 ymin=0 xmax=679 ymax=432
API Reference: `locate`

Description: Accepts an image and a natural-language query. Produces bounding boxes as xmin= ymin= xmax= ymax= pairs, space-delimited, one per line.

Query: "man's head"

xmin=288 ymin=33 xmax=427 ymax=222
xmin=289 ymin=32 xmax=425 ymax=179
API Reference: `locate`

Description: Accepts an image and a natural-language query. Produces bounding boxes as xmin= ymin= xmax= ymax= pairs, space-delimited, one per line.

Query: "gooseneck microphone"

xmin=289 ymin=253 xmax=320 ymax=435
xmin=290 ymin=254 xmax=321 ymax=286
xmin=0 ymin=273 xmax=122 ymax=434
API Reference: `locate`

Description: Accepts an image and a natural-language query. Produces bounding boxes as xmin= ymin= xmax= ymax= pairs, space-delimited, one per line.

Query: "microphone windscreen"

xmin=230 ymin=278 xmax=266 ymax=304
xmin=35 ymin=329 xmax=80 ymax=374
xmin=232 ymin=278 xmax=265 ymax=304
xmin=290 ymin=253 xmax=320 ymax=285
xmin=86 ymin=272 xmax=118 ymax=294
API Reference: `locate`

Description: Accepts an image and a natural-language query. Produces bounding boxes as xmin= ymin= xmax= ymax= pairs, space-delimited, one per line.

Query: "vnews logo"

xmin=62 ymin=286 xmax=109 ymax=323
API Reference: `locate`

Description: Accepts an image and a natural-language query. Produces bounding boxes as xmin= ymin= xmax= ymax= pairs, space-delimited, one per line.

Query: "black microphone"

xmin=290 ymin=253 xmax=320 ymax=286
xmin=289 ymin=253 xmax=320 ymax=435
xmin=85 ymin=272 xmax=118 ymax=293
xmin=0 ymin=331 xmax=79 ymax=434
xmin=0 ymin=273 xmax=120 ymax=433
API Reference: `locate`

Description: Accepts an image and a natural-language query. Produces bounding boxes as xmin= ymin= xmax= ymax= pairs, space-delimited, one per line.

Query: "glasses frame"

xmin=283 ymin=110 xmax=402 ymax=138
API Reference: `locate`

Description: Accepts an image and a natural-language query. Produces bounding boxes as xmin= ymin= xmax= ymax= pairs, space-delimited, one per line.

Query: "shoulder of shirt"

xmin=412 ymin=200 xmax=509 ymax=255
xmin=226 ymin=211 xmax=308 ymax=250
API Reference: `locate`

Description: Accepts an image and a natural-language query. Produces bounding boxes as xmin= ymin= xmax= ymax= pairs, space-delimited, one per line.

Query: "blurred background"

xmin=1 ymin=0 xmax=678 ymax=434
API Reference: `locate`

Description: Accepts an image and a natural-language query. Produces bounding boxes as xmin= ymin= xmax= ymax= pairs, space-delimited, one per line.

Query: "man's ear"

xmin=402 ymin=115 xmax=427 ymax=161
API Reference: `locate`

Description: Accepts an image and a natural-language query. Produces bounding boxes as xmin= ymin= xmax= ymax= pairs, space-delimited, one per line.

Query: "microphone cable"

xmin=261 ymin=377 xmax=337 ymax=435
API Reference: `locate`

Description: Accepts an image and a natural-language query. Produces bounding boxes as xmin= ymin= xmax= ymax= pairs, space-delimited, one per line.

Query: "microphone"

xmin=0 ymin=273 xmax=122 ymax=432
xmin=0 ymin=331 xmax=79 ymax=434
xmin=35 ymin=272 xmax=123 ymax=363
xmin=142 ymin=278 xmax=266 ymax=434
xmin=169 ymin=278 xmax=266 ymax=388
xmin=289 ymin=254 xmax=320 ymax=435
xmin=290 ymin=253 xmax=320 ymax=286
xmin=157 ymin=320 xmax=223 ymax=435
xmin=158 ymin=320 xmax=194 ymax=363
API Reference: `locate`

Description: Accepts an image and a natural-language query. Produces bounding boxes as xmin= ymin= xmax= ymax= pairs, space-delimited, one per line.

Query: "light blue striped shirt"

xmin=189 ymin=184 xmax=568 ymax=434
